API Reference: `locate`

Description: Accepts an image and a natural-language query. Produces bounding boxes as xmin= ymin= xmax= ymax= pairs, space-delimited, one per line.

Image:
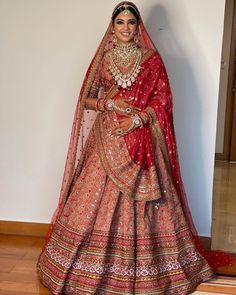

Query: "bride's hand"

xmin=111 ymin=99 xmax=141 ymax=116
xmin=110 ymin=117 xmax=136 ymax=137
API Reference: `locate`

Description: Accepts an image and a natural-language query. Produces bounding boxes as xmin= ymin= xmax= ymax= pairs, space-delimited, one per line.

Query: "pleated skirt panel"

xmin=37 ymin=131 xmax=212 ymax=294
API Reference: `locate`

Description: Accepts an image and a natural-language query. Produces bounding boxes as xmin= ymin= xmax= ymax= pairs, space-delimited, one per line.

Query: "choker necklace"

xmin=109 ymin=42 xmax=142 ymax=89
xmin=113 ymin=42 xmax=139 ymax=64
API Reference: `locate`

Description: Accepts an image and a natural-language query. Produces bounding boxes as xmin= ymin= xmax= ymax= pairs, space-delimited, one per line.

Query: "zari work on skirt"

xmin=37 ymin=129 xmax=212 ymax=295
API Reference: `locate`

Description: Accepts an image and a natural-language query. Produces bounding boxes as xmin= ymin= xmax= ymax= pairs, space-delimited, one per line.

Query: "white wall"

xmin=0 ymin=0 xmax=225 ymax=237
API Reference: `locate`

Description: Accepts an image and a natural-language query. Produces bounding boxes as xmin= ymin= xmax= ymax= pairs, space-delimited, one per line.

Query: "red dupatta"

xmin=41 ymin=2 xmax=232 ymax=271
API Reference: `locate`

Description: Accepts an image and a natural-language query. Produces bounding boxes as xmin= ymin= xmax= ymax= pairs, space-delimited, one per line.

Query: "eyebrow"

xmin=115 ymin=18 xmax=137 ymax=22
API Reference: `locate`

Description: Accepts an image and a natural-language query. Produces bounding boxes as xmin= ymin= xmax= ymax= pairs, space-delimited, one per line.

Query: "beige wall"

xmin=0 ymin=0 xmax=226 ymax=237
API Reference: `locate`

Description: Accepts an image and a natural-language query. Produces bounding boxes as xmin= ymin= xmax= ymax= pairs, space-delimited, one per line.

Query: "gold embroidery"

xmin=146 ymin=106 xmax=171 ymax=173
xmin=95 ymin=111 xmax=174 ymax=201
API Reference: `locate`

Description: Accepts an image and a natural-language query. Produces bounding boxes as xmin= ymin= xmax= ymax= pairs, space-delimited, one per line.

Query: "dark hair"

xmin=112 ymin=2 xmax=140 ymax=23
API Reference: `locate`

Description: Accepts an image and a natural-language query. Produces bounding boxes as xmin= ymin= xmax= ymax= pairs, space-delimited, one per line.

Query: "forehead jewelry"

xmin=113 ymin=3 xmax=139 ymax=18
xmin=123 ymin=3 xmax=131 ymax=16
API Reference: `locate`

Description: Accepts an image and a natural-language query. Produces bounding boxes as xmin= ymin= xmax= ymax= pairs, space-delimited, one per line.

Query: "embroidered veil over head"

xmin=44 ymin=1 xmax=232 ymax=271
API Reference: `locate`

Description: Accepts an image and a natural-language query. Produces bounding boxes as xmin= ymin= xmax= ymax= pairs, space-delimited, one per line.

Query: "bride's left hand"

xmin=109 ymin=117 xmax=134 ymax=137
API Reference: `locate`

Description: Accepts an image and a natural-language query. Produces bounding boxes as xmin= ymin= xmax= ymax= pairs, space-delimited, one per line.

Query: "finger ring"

xmin=116 ymin=128 xmax=123 ymax=135
xmin=126 ymin=107 xmax=132 ymax=114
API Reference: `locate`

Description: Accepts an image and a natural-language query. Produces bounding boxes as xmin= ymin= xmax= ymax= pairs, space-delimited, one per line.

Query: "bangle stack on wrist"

xmin=140 ymin=110 xmax=153 ymax=124
xmin=95 ymin=98 xmax=106 ymax=112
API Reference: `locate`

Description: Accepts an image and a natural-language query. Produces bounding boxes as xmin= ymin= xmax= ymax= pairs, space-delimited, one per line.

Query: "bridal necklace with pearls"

xmin=108 ymin=42 xmax=142 ymax=89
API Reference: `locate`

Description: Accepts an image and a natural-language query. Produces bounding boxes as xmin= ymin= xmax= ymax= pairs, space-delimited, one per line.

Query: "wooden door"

xmin=229 ymin=57 xmax=236 ymax=162
xmin=215 ymin=0 xmax=234 ymax=161
xmin=225 ymin=0 xmax=236 ymax=161
xmin=230 ymin=90 xmax=236 ymax=160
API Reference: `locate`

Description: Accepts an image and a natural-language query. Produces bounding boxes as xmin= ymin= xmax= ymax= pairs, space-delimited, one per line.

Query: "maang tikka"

xmin=122 ymin=3 xmax=131 ymax=16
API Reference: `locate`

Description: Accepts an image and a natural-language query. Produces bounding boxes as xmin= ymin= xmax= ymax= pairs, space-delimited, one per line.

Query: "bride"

xmin=37 ymin=2 xmax=231 ymax=294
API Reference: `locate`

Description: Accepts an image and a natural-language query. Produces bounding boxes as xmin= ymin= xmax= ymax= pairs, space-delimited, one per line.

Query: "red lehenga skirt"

xmin=37 ymin=127 xmax=212 ymax=295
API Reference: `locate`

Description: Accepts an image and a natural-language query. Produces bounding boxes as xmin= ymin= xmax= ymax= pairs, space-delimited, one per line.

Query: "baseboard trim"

xmin=215 ymin=152 xmax=226 ymax=161
xmin=0 ymin=220 xmax=49 ymax=237
xmin=0 ymin=220 xmax=212 ymax=249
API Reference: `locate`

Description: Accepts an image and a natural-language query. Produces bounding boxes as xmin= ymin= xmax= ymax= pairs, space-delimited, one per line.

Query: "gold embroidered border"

xmin=146 ymin=106 xmax=171 ymax=173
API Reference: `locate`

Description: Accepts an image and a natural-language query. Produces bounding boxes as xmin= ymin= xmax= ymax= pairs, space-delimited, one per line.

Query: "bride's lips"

xmin=121 ymin=32 xmax=131 ymax=37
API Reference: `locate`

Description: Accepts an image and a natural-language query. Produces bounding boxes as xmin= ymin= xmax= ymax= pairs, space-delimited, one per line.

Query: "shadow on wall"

xmin=144 ymin=4 xmax=211 ymax=233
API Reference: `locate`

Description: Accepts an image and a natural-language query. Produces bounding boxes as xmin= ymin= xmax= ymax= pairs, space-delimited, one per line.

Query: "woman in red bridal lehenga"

xmin=37 ymin=2 xmax=232 ymax=294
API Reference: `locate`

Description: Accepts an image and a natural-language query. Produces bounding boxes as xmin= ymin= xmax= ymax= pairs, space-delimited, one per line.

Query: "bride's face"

xmin=113 ymin=11 xmax=138 ymax=44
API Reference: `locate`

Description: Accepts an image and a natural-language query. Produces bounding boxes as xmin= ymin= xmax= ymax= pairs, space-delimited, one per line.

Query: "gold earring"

xmin=134 ymin=34 xmax=138 ymax=45
xmin=112 ymin=31 xmax=117 ymax=46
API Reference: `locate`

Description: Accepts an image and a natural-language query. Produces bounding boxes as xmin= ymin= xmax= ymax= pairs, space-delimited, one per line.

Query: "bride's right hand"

xmin=112 ymin=99 xmax=141 ymax=116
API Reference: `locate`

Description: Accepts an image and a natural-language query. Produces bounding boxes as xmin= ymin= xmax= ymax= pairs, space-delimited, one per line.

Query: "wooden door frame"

xmin=216 ymin=0 xmax=236 ymax=161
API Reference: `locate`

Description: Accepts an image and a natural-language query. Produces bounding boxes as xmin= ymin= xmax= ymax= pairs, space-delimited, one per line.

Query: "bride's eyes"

xmin=115 ymin=20 xmax=137 ymax=25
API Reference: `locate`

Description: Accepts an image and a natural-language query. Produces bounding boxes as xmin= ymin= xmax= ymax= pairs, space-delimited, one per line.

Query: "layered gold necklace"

xmin=108 ymin=42 xmax=142 ymax=89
